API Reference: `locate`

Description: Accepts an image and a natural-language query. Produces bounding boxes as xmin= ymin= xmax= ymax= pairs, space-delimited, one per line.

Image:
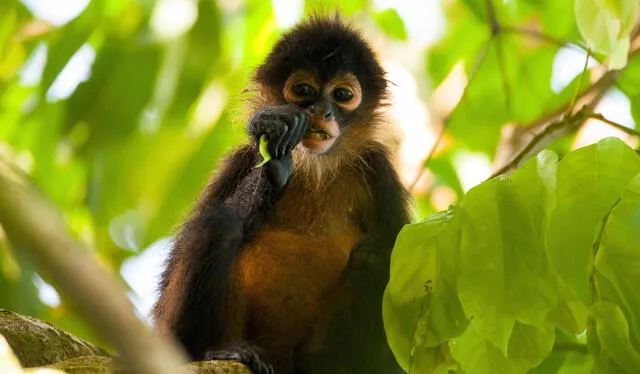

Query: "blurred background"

xmin=0 ymin=0 xmax=637 ymax=346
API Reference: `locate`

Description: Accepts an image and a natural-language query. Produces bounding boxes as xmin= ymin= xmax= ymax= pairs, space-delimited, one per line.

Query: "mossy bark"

xmin=0 ymin=310 xmax=108 ymax=367
xmin=1 ymin=310 xmax=251 ymax=373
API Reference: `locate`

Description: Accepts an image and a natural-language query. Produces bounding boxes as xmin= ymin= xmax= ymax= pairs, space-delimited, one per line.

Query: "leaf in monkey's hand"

xmin=255 ymin=135 xmax=271 ymax=168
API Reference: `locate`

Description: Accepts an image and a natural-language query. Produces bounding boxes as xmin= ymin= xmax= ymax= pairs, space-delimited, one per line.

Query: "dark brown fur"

xmin=154 ymin=16 xmax=410 ymax=374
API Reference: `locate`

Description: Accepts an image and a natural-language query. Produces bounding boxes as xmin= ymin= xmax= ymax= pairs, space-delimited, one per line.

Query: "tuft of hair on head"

xmin=253 ymin=14 xmax=388 ymax=108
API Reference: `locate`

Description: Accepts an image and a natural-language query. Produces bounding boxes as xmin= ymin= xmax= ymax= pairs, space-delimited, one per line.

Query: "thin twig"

xmin=491 ymin=66 xmax=624 ymax=178
xmin=408 ymin=41 xmax=491 ymax=192
xmin=503 ymin=26 xmax=590 ymax=54
xmin=490 ymin=105 xmax=593 ymax=178
xmin=590 ymin=113 xmax=640 ymax=137
xmin=408 ymin=0 xmax=501 ymax=193
xmin=495 ymin=33 xmax=513 ymax=117
xmin=567 ymin=48 xmax=591 ymax=115
xmin=484 ymin=0 xmax=500 ymax=35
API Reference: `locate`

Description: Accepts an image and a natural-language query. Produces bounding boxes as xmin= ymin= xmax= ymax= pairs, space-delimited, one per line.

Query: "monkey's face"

xmin=283 ymin=70 xmax=363 ymax=154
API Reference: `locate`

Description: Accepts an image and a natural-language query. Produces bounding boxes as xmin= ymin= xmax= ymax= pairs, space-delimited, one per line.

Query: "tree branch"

xmin=589 ymin=113 xmax=640 ymax=137
xmin=0 ymin=159 xmax=189 ymax=374
xmin=503 ymin=26 xmax=590 ymax=54
xmin=490 ymin=105 xmax=593 ymax=178
xmin=491 ymin=54 xmax=630 ymax=178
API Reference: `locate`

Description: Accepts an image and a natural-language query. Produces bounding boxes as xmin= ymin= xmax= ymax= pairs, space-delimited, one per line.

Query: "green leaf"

xmin=164 ymin=1 xmax=222 ymax=126
xmin=617 ymin=56 xmax=640 ymax=126
xmin=385 ymin=139 xmax=640 ymax=371
xmin=65 ymin=37 xmax=162 ymax=146
xmin=450 ymin=321 xmax=521 ymax=374
xmin=547 ymin=138 xmax=640 ymax=305
xmin=531 ymin=330 xmax=593 ymax=374
xmin=40 ymin=0 xmax=100 ymax=95
xmin=595 ymin=173 xmax=640 ymax=346
xmin=383 ymin=209 xmax=468 ymax=370
xmin=426 ymin=2 xmax=487 ymax=88
xmin=591 ymin=301 xmax=640 ymax=372
xmin=303 ymin=0 xmax=367 ymax=16
xmin=144 ymin=110 xmax=243 ymax=247
xmin=0 ymin=3 xmax=17 ymax=55
xmin=574 ymin=0 xmax=639 ymax=69
xmin=456 ymin=151 xmax=558 ymax=353
xmin=507 ymin=322 xmax=555 ymax=370
xmin=446 ymin=35 xmax=559 ymax=154
xmin=374 ymin=9 xmax=407 ymax=41
xmin=256 ymin=135 xmax=271 ymax=168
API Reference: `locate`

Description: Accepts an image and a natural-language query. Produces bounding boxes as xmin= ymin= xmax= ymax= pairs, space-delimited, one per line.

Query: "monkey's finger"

xmin=291 ymin=111 xmax=309 ymax=147
xmin=267 ymin=122 xmax=288 ymax=159
xmin=278 ymin=115 xmax=299 ymax=156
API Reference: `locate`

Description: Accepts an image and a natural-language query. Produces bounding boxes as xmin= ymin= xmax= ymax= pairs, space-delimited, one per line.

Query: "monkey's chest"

xmin=236 ymin=228 xmax=359 ymax=350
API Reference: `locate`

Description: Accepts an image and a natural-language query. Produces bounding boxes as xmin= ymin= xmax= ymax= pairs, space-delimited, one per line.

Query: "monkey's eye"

xmin=333 ymin=88 xmax=353 ymax=103
xmin=292 ymin=83 xmax=316 ymax=97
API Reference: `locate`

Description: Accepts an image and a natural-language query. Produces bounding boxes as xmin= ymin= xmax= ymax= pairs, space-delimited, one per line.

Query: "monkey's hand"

xmin=204 ymin=341 xmax=275 ymax=374
xmin=249 ymin=105 xmax=308 ymax=188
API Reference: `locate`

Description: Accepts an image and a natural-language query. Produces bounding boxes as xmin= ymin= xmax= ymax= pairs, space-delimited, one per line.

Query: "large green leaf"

xmin=547 ymin=138 xmax=640 ymax=305
xmin=65 ymin=37 xmax=161 ymax=146
xmin=445 ymin=36 xmax=559 ymax=155
xmin=426 ymin=2 xmax=487 ymax=88
xmin=456 ymin=150 xmax=557 ymax=353
xmin=452 ymin=319 xmax=556 ymax=374
xmin=374 ymin=9 xmax=407 ymax=41
xmin=39 ymin=0 xmax=100 ymax=96
xmin=385 ymin=138 xmax=640 ymax=372
xmin=595 ymin=173 xmax=640 ymax=348
xmin=590 ymin=301 xmax=640 ymax=372
xmin=574 ymin=0 xmax=639 ymax=68
xmin=616 ymin=56 xmax=640 ymax=126
xmin=383 ymin=209 xmax=468 ymax=370
xmin=163 ymin=1 xmax=222 ymax=126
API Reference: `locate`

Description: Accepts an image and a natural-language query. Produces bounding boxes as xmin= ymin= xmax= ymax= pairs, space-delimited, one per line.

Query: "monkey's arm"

xmin=152 ymin=144 xmax=266 ymax=357
xmin=153 ymin=106 xmax=307 ymax=367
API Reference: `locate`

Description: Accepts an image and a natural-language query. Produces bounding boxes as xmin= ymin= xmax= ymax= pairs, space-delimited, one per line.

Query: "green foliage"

xmin=2 ymin=0 xmax=640 ymax=370
xmin=384 ymin=138 xmax=640 ymax=373
xmin=374 ymin=9 xmax=407 ymax=41
xmin=574 ymin=0 xmax=638 ymax=68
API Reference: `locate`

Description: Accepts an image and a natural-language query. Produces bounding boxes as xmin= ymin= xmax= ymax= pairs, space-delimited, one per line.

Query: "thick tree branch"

xmin=0 ymin=159 xmax=189 ymax=374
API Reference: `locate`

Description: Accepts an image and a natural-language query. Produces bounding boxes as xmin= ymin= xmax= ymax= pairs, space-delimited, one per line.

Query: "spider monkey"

xmin=153 ymin=16 xmax=410 ymax=374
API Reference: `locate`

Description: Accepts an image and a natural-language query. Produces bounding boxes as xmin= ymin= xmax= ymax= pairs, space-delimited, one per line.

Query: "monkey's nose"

xmin=323 ymin=110 xmax=332 ymax=120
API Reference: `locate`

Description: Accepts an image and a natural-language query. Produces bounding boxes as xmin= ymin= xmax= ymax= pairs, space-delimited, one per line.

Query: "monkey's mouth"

xmin=305 ymin=125 xmax=333 ymax=140
xmin=301 ymin=122 xmax=339 ymax=153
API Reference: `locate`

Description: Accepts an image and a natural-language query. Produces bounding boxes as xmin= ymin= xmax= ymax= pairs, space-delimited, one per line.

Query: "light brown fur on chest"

xmin=235 ymin=164 xmax=370 ymax=358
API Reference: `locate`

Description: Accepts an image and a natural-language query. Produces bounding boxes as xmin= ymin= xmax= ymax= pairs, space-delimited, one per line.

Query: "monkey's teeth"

xmin=306 ymin=131 xmax=330 ymax=140
xmin=306 ymin=126 xmax=331 ymax=140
